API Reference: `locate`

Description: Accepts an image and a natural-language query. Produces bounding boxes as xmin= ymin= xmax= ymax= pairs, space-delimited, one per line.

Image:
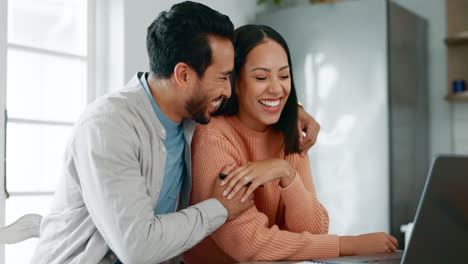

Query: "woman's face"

xmin=236 ymin=39 xmax=291 ymax=131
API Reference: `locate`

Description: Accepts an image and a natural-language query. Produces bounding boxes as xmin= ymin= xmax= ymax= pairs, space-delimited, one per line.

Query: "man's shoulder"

xmin=76 ymin=76 xmax=150 ymax=128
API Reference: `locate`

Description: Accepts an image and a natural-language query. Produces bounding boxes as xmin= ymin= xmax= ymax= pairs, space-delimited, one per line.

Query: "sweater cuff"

xmin=311 ymin=234 xmax=341 ymax=258
xmin=279 ymin=173 xmax=314 ymax=205
xmin=196 ymin=198 xmax=228 ymax=233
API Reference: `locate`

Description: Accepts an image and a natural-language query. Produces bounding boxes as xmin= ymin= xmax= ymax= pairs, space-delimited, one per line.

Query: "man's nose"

xmin=223 ymin=79 xmax=232 ymax=98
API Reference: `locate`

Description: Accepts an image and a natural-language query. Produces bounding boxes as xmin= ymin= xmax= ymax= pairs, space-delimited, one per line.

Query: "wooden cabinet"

xmin=445 ymin=0 xmax=468 ymax=102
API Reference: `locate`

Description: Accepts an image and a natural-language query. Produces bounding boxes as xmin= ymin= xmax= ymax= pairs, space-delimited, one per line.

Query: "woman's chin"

xmin=259 ymin=116 xmax=281 ymax=127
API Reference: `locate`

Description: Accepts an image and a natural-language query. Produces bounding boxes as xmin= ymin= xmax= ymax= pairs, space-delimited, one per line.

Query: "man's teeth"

xmin=211 ymin=99 xmax=222 ymax=107
xmin=259 ymin=99 xmax=280 ymax=107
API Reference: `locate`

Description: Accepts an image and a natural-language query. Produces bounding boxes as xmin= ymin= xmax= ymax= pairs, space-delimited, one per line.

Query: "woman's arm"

xmin=280 ymin=154 xmax=330 ymax=234
xmin=219 ymin=153 xmax=330 ymax=235
xmin=191 ymin=133 xmax=339 ymax=262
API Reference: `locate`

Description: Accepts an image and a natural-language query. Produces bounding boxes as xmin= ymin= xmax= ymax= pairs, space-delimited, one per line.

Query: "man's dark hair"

xmin=215 ymin=24 xmax=300 ymax=155
xmin=146 ymin=1 xmax=234 ymax=78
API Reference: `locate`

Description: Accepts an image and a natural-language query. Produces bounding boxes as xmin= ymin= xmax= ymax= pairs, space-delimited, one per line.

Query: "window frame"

xmin=0 ymin=0 xmax=97 ymax=263
xmin=0 ymin=0 xmax=9 ymax=261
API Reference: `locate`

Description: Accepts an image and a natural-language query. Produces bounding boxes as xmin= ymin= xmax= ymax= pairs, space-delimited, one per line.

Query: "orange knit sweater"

xmin=184 ymin=115 xmax=340 ymax=264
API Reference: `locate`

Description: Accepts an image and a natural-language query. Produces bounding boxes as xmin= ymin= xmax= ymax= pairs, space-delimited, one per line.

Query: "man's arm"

xmin=71 ymin=117 xmax=227 ymax=264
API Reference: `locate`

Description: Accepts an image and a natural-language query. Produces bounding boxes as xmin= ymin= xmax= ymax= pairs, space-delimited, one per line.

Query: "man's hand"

xmin=210 ymin=164 xmax=254 ymax=220
xmin=297 ymin=106 xmax=320 ymax=156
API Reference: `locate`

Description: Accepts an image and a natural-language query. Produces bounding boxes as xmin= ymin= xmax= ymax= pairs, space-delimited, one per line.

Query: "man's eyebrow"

xmin=221 ymin=70 xmax=233 ymax=75
xmin=279 ymin=65 xmax=290 ymax=71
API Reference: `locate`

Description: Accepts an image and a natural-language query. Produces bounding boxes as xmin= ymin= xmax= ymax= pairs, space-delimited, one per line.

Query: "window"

xmin=4 ymin=0 xmax=94 ymax=262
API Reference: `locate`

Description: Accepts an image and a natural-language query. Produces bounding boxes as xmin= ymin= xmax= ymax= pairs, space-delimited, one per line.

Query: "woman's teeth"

xmin=259 ymin=99 xmax=280 ymax=107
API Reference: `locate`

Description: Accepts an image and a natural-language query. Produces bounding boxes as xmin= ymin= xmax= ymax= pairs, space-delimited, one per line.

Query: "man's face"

xmin=185 ymin=36 xmax=234 ymax=124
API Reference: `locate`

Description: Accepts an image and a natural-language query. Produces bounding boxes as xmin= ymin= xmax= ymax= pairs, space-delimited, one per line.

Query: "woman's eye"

xmin=280 ymin=75 xmax=290 ymax=79
xmin=256 ymin=76 xmax=267 ymax=80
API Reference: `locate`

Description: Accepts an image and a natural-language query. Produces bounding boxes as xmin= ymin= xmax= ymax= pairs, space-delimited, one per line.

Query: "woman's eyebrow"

xmin=251 ymin=67 xmax=270 ymax=72
xmin=251 ymin=65 xmax=290 ymax=72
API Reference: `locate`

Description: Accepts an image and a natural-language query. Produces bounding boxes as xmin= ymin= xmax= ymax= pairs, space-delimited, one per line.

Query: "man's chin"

xmin=194 ymin=114 xmax=211 ymax=125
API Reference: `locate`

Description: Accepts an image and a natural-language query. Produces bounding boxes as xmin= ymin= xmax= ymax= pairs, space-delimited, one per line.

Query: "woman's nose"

xmin=267 ymin=78 xmax=283 ymax=94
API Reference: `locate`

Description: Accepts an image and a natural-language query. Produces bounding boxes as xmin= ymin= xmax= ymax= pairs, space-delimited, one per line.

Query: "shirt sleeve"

xmin=191 ymin=133 xmax=339 ymax=262
xmin=71 ymin=116 xmax=227 ymax=264
xmin=279 ymin=154 xmax=330 ymax=234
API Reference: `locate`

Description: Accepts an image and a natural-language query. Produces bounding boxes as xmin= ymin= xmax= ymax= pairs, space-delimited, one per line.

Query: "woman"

xmin=185 ymin=25 xmax=398 ymax=264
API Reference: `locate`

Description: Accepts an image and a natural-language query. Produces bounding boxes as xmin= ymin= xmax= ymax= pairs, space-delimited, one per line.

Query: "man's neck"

xmin=146 ymin=74 xmax=185 ymax=124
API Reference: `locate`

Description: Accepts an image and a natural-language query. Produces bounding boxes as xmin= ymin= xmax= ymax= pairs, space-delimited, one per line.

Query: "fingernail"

xmin=221 ymin=181 xmax=225 ymax=186
xmin=241 ymin=197 xmax=246 ymax=203
xmin=222 ymin=190 xmax=228 ymax=196
xmin=227 ymin=194 xmax=233 ymax=200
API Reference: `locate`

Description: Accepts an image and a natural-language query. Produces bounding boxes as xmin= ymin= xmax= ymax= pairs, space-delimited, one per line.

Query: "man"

xmin=32 ymin=2 xmax=319 ymax=263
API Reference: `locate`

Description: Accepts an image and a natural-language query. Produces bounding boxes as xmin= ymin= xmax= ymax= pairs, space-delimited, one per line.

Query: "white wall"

xmin=103 ymin=0 xmax=258 ymax=91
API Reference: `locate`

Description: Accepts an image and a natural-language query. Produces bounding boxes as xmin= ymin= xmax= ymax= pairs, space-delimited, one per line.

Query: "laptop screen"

xmin=402 ymin=155 xmax=468 ymax=263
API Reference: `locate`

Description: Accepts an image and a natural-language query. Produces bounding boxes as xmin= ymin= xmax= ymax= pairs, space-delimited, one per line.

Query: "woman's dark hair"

xmin=216 ymin=24 xmax=299 ymax=155
xmin=146 ymin=1 xmax=234 ymax=78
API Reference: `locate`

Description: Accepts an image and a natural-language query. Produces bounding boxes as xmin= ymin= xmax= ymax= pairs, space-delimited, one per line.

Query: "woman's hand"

xmin=339 ymin=232 xmax=399 ymax=256
xmin=221 ymin=159 xmax=295 ymax=202
xmin=297 ymin=106 xmax=320 ymax=156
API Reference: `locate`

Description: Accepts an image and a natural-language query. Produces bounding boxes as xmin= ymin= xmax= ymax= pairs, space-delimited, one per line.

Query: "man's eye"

xmin=256 ymin=77 xmax=267 ymax=80
xmin=220 ymin=77 xmax=228 ymax=80
xmin=280 ymin=75 xmax=290 ymax=79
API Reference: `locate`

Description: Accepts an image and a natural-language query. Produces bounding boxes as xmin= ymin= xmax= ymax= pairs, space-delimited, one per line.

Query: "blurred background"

xmin=0 ymin=0 xmax=467 ymax=263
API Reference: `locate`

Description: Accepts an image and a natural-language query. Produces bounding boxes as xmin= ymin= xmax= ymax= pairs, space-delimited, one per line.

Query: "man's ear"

xmin=173 ymin=62 xmax=197 ymax=89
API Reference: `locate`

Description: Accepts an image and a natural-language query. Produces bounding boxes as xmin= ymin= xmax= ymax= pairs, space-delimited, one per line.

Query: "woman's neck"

xmin=236 ymin=111 xmax=268 ymax=132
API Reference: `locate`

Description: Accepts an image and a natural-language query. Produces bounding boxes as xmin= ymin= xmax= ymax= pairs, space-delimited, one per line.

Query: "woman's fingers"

xmin=228 ymin=174 xmax=251 ymax=199
xmin=223 ymin=168 xmax=251 ymax=199
xmin=241 ymin=181 xmax=261 ymax=202
xmin=220 ymin=165 xmax=246 ymax=185
xmin=226 ymin=173 xmax=250 ymax=199
xmin=385 ymin=240 xmax=397 ymax=252
xmin=386 ymin=234 xmax=398 ymax=248
xmin=218 ymin=164 xmax=237 ymax=181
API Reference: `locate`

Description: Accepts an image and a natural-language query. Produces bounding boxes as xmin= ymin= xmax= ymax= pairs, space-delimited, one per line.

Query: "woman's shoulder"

xmin=193 ymin=115 xmax=236 ymax=140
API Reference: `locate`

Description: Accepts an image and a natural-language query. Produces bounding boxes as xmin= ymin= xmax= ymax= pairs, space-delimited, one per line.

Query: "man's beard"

xmin=185 ymin=90 xmax=211 ymax=125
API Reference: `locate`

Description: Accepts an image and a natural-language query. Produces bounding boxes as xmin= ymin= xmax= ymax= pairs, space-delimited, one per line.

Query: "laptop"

xmin=309 ymin=155 xmax=468 ymax=264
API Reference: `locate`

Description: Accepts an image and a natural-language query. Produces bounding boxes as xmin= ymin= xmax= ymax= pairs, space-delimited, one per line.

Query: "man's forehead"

xmin=206 ymin=62 xmax=233 ymax=75
xmin=204 ymin=35 xmax=233 ymax=73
